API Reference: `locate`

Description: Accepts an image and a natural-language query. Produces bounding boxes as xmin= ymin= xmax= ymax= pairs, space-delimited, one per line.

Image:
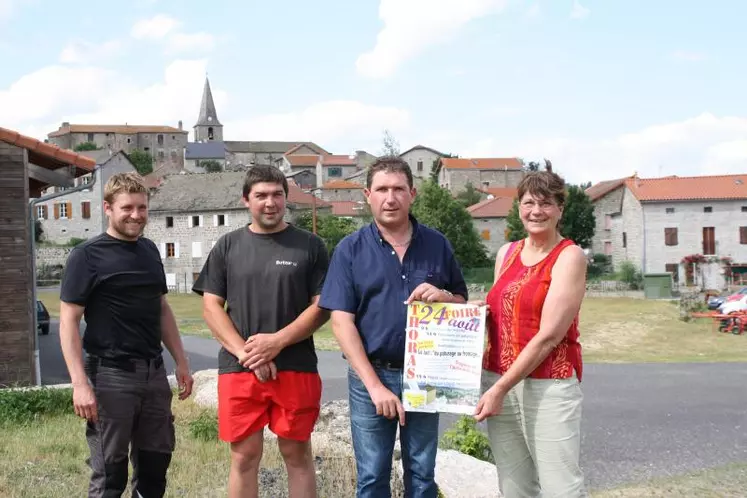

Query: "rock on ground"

xmin=172 ymin=369 xmax=500 ymax=497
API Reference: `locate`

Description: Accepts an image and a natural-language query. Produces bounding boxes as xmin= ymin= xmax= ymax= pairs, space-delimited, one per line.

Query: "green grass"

xmin=592 ymin=462 xmax=747 ymax=497
xmin=38 ymin=291 xmax=747 ymax=362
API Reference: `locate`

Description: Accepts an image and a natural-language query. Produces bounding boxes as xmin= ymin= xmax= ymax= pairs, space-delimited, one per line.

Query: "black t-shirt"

xmin=192 ymin=224 xmax=329 ymax=374
xmin=60 ymin=233 xmax=168 ymax=360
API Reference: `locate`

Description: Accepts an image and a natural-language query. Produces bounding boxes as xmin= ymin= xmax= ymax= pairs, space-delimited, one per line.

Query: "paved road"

xmin=40 ymin=321 xmax=747 ymax=490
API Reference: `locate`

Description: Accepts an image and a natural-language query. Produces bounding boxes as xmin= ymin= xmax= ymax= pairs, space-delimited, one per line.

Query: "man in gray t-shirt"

xmin=192 ymin=165 xmax=329 ymax=497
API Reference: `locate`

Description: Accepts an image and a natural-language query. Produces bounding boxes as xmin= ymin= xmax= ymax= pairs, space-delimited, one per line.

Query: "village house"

xmin=467 ymin=196 xmax=514 ymax=257
xmin=286 ymin=169 xmax=316 ymax=190
xmin=399 ymin=145 xmax=446 ymax=181
xmin=587 ymin=173 xmax=747 ymax=288
xmin=329 ymin=200 xmax=371 ymax=226
xmin=278 ymin=151 xmax=369 ymax=188
xmin=47 ymin=122 xmax=188 ymax=173
xmin=438 ymin=157 xmax=525 ymax=194
xmin=0 ymin=126 xmax=96 ymax=386
xmin=143 ymin=171 xmax=331 ymax=292
xmin=318 ymin=180 xmax=365 ymax=202
xmin=36 ymin=150 xmax=137 ymax=244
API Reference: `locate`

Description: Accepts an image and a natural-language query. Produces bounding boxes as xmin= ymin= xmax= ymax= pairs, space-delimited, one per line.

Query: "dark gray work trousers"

xmin=84 ymin=355 xmax=175 ymax=498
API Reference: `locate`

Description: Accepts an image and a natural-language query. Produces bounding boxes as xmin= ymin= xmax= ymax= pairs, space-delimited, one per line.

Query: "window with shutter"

xmin=54 ymin=203 xmax=60 ymax=219
xmin=664 ymin=228 xmax=678 ymax=246
xmin=81 ymin=201 xmax=91 ymax=219
xmin=66 ymin=201 xmax=73 ymax=220
xmin=481 ymin=229 xmax=490 ymax=240
xmin=740 ymin=227 xmax=747 ymax=245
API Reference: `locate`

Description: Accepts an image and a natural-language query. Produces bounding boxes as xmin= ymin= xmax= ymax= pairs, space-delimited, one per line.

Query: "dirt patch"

xmin=581 ymin=321 xmax=649 ymax=353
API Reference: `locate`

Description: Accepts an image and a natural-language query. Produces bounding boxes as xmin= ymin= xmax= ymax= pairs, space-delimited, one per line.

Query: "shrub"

xmin=439 ymin=415 xmax=493 ymax=463
xmin=619 ymin=260 xmax=643 ymax=289
xmin=189 ymin=409 xmax=219 ymax=441
xmin=0 ymin=387 xmax=73 ymax=426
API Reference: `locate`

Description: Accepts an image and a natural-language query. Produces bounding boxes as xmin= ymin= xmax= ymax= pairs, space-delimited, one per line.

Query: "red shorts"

xmin=217 ymin=370 xmax=322 ymax=443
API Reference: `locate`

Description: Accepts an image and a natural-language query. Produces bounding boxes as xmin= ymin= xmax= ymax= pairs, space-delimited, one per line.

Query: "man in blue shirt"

xmin=319 ymin=157 xmax=468 ymax=498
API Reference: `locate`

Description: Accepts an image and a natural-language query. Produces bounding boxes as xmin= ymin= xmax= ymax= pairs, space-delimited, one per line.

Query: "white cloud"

xmin=225 ymin=100 xmax=411 ymax=150
xmin=526 ymin=3 xmax=541 ymax=18
xmin=457 ymin=113 xmax=747 ymax=184
xmin=0 ymin=0 xmax=17 ymax=21
xmin=59 ymin=39 xmax=123 ymax=64
xmin=570 ymin=0 xmax=590 ymax=20
xmin=130 ymin=14 xmax=216 ymax=55
xmin=356 ymin=0 xmax=508 ymax=79
xmin=165 ymin=32 xmax=216 ymax=54
xmin=672 ymin=50 xmax=706 ymax=62
xmin=131 ymin=14 xmax=180 ymax=40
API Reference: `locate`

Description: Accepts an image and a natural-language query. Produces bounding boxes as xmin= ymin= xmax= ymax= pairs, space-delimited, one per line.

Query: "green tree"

xmin=429 ymin=153 xmax=458 ymax=183
xmin=128 ymin=150 xmax=153 ymax=176
xmin=411 ymin=180 xmax=489 ymax=268
xmin=200 ymin=160 xmax=222 ymax=173
xmin=505 ymin=185 xmax=596 ymax=247
xmin=455 ymin=182 xmax=482 ymax=208
xmin=560 ymin=184 xmax=596 ymax=248
xmin=294 ymin=213 xmax=358 ymax=255
xmin=74 ymin=142 xmax=99 ymax=152
xmin=34 ymin=219 xmax=44 ymax=242
xmin=380 ymin=129 xmax=400 ymax=156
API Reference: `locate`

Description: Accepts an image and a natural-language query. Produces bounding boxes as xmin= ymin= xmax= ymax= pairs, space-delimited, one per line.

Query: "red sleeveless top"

xmin=483 ymin=238 xmax=583 ymax=381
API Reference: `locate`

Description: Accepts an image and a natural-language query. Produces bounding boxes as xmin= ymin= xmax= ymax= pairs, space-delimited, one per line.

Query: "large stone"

xmin=435 ymin=449 xmax=502 ymax=498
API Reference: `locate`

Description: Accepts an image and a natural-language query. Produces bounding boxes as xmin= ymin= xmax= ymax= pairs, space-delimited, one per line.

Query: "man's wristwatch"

xmin=440 ymin=288 xmax=453 ymax=298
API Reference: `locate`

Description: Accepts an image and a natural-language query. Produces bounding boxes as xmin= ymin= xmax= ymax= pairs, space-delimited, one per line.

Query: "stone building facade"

xmin=399 ymin=145 xmax=445 ymax=181
xmin=37 ymin=151 xmax=136 ymax=244
xmin=589 ymin=174 xmax=747 ymax=288
xmin=47 ymin=123 xmax=188 ymax=172
xmin=318 ymin=180 xmax=365 ymax=202
xmin=467 ymin=196 xmax=513 ymax=257
xmin=438 ymin=157 xmax=525 ymax=194
xmin=585 ymin=177 xmax=629 ymax=257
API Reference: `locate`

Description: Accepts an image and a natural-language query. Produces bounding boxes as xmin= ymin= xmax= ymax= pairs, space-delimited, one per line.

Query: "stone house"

xmin=226 ymin=141 xmax=329 ymax=169
xmin=399 ymin=145 xmax=445 ymax=181
xmin=318 ymin=180 xmax=365 ymax=202
xmin=467 ymin=196 xmax=514 ymax=257
xmin=184 ymin=142 xmax=227 ymax=172
xmin=286 ymin=170 xmax=316 ymax=190
xmin=585 ymin=176 xmax=633 ymax=257
xmin=37 ymin=150 xmax=137 ymax=244
xmin=278 ymin=152 xmax=363 ymax=188
xmin=587 ymin=173 xmax=747 ymax=288
xmin=0 ymin=126 xmax=96 ymax=386
xmin=329 ymin=201 xmax=371 ymax=226
xmin=47 ymin=122 xmax=188 ymax=172
xmin=438 ymin=157 xmax=524 ymax=194
xmin=143 ymin=171 xmax=331 ymax=292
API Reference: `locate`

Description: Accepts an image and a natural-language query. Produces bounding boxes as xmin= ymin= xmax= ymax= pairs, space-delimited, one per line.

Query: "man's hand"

xmin=175 ymin=362 xmax=194 ymax=401
xmin=73 ymin=383 xmax=98 ymax=422
xmin=369 ymin=384 xmax=406 ymax=426
xmin=473 ymin=384 xmax=505 ymax=422
xmin=406 ymin=283 xmax=452 ymax=304
xmin=253 ymin=361 xmax=277 ymax=383
xmin=243 ymin=333 xmax=283 ymax=370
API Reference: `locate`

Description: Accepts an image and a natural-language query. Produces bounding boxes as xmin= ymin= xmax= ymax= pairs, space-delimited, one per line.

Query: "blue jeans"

xmin=348 ymin=366 xmax=440 ymax=498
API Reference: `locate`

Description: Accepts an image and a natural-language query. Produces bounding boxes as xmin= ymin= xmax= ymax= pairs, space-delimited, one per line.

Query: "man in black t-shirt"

xmin=192 ymin=165 xmax=329 ymax=498
xmin=59 ymin=172 xmax=193 ymax=498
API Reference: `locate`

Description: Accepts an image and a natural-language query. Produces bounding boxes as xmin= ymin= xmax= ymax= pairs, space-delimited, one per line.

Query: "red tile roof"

xmin=321 ymin=180 xmax=364 ymax=189
xmin=625 ymin=174 xmax=747 ymax=202
xmin=286 ymin=155 xmax=320 ymax=167
xmin=467 ymin=197 xmax=514 ymax=218
xmin=476 ymin=187 xmax=518 ymax=199
xmin=322 ymin=154 xmax=357 ymax=166
xmin=330 ymin=201 xmax=368 ymax=216
xmin=48 ymin=123 xmax=186 ymax=138
xmin=442 ymin=157 xmax=523 ymax=170
xmin=0 ymin=126 xmax=96 ymax=171
xmin=287 ymin=182 xmax=331 ymax=207
xmin=585 ymin=176 xmax=632 ymax=201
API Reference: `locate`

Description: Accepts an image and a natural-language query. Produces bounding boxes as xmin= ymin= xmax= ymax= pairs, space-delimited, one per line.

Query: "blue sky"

xmin=1 ymin=0 xmax=745 ymax=184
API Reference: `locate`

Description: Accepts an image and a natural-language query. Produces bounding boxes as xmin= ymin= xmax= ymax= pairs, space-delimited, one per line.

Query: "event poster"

xmin=401 ymin=301 xmax=487 ymax=414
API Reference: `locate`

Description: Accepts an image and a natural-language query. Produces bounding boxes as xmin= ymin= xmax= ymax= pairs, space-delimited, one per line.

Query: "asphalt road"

xmin=39 ymin=321 xmax=747 ymax=490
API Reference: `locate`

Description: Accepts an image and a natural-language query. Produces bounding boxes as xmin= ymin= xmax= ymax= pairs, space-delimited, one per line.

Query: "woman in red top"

xmin=475 ymin=166 xmax=588 ymax=497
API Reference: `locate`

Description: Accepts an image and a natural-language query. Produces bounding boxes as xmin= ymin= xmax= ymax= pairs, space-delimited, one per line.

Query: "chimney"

xmin=61 ymin=121 xmax=70 ymax=129
xmin=178 ymin=120 xmax=183 ymax=130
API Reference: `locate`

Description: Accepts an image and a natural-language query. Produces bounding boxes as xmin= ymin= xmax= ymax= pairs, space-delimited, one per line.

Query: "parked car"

xmin=719 ymin=293 xmax=747 ymax=315
xmin=708 ymin=287 xmax=747 ymax=310
xmin=37 ymin=300 xmax=50 ymax=335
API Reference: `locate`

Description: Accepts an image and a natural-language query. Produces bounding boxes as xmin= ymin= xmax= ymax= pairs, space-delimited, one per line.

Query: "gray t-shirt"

xmin=192 ymin=224 xmax=329 ymax=374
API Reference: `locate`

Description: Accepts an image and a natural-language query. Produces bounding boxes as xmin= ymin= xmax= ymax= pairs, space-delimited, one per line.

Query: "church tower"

xmin=193 ymin=77 xmax=223 ymax=142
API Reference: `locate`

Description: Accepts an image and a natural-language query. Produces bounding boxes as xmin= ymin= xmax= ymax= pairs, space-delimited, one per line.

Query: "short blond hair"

xmin=104 ymin=172 xmax=148 ymax=204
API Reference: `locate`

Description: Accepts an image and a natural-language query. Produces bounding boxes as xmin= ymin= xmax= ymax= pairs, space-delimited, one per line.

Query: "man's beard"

xmin=112 ymin=219 xmax=145 ymax=240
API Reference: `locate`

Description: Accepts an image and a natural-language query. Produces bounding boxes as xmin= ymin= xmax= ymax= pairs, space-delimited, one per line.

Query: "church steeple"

xmin=194 ymin=76 xmax=223 ymax=142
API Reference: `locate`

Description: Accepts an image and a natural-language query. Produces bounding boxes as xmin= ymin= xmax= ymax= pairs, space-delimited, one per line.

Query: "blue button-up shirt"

xmin=319 ymin=215 xmax=469 ymax=362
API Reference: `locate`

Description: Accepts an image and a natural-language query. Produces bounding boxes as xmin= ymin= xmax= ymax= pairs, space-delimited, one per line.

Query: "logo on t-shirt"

xmin=276 ymin=260 xmax=298 ymax=267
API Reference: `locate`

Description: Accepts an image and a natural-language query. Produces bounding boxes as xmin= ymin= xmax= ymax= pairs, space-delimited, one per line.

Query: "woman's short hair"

xmin=517 ymin=163 xmax=566 ymax=207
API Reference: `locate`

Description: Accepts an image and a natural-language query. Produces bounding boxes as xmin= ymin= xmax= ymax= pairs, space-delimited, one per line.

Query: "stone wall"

xmin=36 ymin=246 xmax=73 ymax=268
xmin=442 ymin=169 xmax=524 ymax=194
xmin=590 ymin=186 xmax=624 ymax=256
xmin=472 ymin=217 xmax=507 ymax=258
xmin=319 ymin=188 xmax=365 ymax=202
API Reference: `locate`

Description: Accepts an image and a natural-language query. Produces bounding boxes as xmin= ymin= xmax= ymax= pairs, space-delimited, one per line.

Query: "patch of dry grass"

xmin=592 ymin=462 xmax=747 ymax=497
xmin=38 ymin=291 xmax=747 ymax=362
xmin=0 ymin=394 xmax=356 ymax=498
